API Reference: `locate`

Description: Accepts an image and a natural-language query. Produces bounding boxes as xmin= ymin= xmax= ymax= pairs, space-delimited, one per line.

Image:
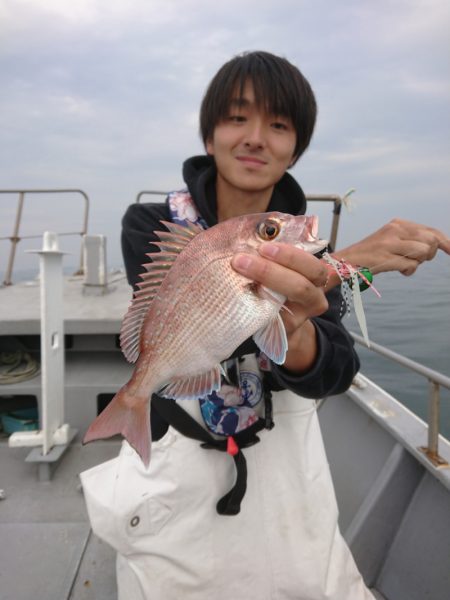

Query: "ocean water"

xmin=344 ymin=252 xmax=450 ymax=439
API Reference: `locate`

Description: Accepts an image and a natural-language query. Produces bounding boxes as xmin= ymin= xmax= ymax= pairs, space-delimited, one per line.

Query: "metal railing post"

xmin=329 ymin=198 xmax=342 ymax=250
xmin=8 ymin=232 xmax=77 ymax=479
xmin=4 ymin=192 xmax=25 ymax=286
xmin=427 ymin=380 xmax=441 ymax=459
xmin=350 ymin=331 xmax=450 ymax=468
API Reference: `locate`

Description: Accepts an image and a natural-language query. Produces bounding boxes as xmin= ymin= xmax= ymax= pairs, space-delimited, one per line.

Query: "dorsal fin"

xmin=160 ymin=220 xmax=204 ymax=237
xmin=120 ymin=220 xmax=205 ymax=363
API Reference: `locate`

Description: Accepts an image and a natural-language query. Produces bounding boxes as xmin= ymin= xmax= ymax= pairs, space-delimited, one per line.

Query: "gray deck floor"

xmin=3 ymin=381 xmax=449 ymax=600
xmin=0 ymin=436 xmax=120 ymax=600
xmin=1 ymin=437 xmax=388 ymax=600
xmin=1 ymin=433 xmax=388 ymax=600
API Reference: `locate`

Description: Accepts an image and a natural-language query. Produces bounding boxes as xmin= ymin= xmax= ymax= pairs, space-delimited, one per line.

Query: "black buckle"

xmin=200 ymin=441 xmax=226 ymax=451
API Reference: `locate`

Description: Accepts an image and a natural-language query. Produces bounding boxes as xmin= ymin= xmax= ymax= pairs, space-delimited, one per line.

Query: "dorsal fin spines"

xmin=153 ymin=233 xmax=191 ymax=246
xmin=147 ymin=254 xmax=177 ymax=267
xmin=136 ymin=281 xmax=160 ymax=290
xmin=156 ymin=222 xmax=194 ymax=238
xmin=141 ymin=262 xmax=172 ymax=272
xmin=184 ymin=220 xmax=205 ymax=234
xmin=139 ymin=269 xmax=167 ymax=280
xmin=120 ymin=220 xmax=203 ymax=363
xmin=158 ymin=220 xmax=204 ymax=237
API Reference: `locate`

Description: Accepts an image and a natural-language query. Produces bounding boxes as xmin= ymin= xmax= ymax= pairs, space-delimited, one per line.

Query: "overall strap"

xmin=152 ymin=385 xmax=274 ymax=516
xmin=160 ymin=191 xmax=276 ymax=515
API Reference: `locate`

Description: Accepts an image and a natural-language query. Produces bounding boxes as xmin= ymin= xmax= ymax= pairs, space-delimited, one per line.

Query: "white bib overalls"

xmin=81 ymin=384 xmax=374 ymax=600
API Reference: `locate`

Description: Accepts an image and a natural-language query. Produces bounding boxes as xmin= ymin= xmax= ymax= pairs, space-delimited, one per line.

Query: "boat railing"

xmin=135 ymin=190 xmax=350 ymax=250
xmin=1 ymin=188 xmax=349 ymax=285
xmin=350 ymin=331 xmax=450 ymax=468
xmin=0 ymin=189 xmax=90 ymax=285
xmin=136 ymin=190 xmax=168 ymax=202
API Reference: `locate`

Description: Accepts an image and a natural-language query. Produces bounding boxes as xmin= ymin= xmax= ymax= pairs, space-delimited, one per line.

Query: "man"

xmin=82 ymin=51 xmax=450 ymax=599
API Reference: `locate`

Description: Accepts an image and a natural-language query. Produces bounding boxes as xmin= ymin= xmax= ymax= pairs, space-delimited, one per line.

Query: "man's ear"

xmin=288 ymin=154 xmax=299 ymax=168
xmin=206 ymin=138 xmax=214 ymax=155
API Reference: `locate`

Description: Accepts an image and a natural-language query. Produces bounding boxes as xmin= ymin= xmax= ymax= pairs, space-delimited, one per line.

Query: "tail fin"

xmin=83 ymin=385 xmax=152 ymax=466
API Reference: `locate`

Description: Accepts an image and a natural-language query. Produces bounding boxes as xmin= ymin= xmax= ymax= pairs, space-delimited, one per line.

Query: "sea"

xmin=344 ymin=252 xmax=450 ymax=439
xmin=7 ymin=252 xmax=450 ymax=439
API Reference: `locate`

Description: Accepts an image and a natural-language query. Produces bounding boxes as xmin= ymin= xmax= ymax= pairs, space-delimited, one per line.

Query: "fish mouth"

xmin=295 ymin=237 xmax=328 ymax=254
xmin=307 ymin=216 xmax=327 ymax=247
xmin=309 ymin=215 xmax=319 ymax=239
xmin=295 ymin=215 xmax=328 ymax=253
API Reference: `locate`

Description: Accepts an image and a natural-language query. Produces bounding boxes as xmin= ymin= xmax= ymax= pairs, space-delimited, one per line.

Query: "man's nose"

xmin=243 ymin=119 xmax=266 ymax=148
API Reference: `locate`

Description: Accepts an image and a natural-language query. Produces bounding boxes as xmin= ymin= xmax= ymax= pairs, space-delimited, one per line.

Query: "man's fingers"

xmin=231 ymin=251 xmax=328 ymax=312
xmin=387 ymin=219 xmax=450 ymax=259
xmin=258 ymin=242 xmax=329 ymax=287
xmin=232 ymin=252 xmax=311 ymax=299
xmin=438 ymin=237 xmax=450 ymax=255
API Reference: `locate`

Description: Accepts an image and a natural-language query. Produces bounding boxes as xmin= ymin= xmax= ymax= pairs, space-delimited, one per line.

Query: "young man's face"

xmin=206 ymin=81 xmax=297 ymax=198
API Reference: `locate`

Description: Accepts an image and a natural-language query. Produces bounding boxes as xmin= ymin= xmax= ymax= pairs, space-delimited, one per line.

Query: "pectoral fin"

xmin=253 ymin=314 xmax=288 ymax=365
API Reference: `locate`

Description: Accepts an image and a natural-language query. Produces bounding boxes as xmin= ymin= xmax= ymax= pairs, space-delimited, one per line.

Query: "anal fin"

xmin=160 ymin=365 xmax=222 ymax=400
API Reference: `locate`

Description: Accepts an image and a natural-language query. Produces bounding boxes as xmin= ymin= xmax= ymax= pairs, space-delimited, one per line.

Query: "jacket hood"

xmin=181 ymin=155 xmax=307 ymax=227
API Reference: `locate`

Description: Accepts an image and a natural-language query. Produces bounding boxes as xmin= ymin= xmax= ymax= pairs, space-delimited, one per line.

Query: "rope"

xmin=0 ymin=351 xmax=40 ymax=384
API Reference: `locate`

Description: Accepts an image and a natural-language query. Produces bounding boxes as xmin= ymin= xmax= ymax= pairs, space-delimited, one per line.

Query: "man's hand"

xmin=332 ymin=219 xmax=450 ymax=277
xmin=231 ymin=243 xmax=330 ymax=373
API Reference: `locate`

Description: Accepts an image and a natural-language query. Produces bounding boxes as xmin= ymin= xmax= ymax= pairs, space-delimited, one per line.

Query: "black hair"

xmin=199 ymin=51 xmax=317 ymax=165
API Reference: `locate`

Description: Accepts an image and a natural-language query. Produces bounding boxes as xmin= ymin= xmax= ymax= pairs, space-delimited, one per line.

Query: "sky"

xmin=1 ymin=0 xmax=449 ymax=274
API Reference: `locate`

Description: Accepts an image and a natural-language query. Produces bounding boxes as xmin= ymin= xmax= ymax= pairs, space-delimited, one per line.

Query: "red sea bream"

xmin=83 ymin=212 xmax=327 ymax=465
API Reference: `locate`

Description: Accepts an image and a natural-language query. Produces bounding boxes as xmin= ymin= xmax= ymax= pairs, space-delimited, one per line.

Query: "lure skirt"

xmin=81 ymin=390 xmax=374 ymax=600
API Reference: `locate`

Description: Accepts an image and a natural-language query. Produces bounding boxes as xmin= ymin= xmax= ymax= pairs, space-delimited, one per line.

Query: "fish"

xmin=83 ymin=212 xmax=327 ymax=465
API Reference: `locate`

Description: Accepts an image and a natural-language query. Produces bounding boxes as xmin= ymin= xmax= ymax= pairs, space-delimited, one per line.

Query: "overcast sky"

xmin=1 ymin=0 xmax=449 ymax=273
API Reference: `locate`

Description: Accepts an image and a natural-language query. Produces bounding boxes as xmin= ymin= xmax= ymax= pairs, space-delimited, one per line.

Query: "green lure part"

xmin=350 ymin=267 xmax=373 ymax=292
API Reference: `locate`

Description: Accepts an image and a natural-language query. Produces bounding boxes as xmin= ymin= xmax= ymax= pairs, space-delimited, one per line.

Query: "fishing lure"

xmin=323 ymin=252 xmax=380 ymax=347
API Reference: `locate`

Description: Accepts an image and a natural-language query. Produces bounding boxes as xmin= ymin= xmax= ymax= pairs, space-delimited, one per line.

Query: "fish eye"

xmin=257 ymin=219 xmax=280 ymax=241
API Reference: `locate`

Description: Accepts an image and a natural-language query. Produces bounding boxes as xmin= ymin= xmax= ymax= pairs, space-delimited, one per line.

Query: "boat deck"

xmin=0 ymin=437 xmax=120 ymax=600
xmin=1 ymin=377 xmax=450 ymax=600
xmin=0 ymin=272 xmax=131 ymax=336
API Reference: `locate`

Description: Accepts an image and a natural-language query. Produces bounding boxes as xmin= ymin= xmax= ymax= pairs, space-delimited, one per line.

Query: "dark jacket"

xmin=121 ymin=155 xmax=360 ymax=438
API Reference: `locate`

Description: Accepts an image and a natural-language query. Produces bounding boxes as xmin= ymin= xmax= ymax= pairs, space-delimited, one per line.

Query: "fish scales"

xmin=141 ymin=261 xmax=260 ymax=380
xmin=83 ymin=212 xmax=327 ymax=465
